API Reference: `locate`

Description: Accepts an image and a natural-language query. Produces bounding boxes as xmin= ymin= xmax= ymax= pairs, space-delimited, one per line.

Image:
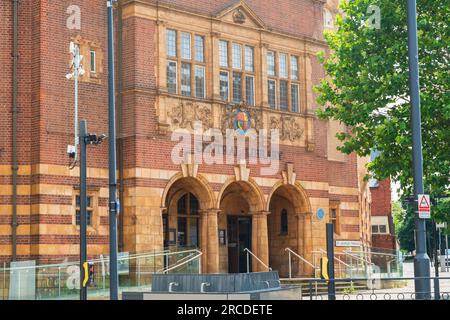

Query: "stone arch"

xmin=217 ymin=177 xmax=266 ymax=213
xmin=161 ymin=172 xmax=216 ymax=211
xmin=266 ymin=181 xmax=313 ymax=277
xmin=217 ymin=177 xmax=267 ymax=273
xmin=266 ymin=181 xmax=311 ymax=214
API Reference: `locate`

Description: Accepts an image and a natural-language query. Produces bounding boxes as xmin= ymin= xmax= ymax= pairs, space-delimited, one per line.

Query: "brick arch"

xmin=217 ymin=177 xmax=265 ymax=213
xmin=161 ymin=173 xmax=216 ymax=210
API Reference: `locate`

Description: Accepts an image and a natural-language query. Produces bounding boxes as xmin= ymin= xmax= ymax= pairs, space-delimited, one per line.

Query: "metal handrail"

xmin=285 ymin=248 xmax=318 ymax=279
xmin=343 ymin=250 xmax=374 ymax=266
xmin=0 ymin=249 xmax=198 ymax=272
xmin=244 ymin=248 xmax=272 ymax=273
xmin=317 ymin=249 xmax=352 ymax=268
xmin=157 ymin=251 xmax=199 ymax=273
xmin=162 ymin=250 xmax=203 ymax=274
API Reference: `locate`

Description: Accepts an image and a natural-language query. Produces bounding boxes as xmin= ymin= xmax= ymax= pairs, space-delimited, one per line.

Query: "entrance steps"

xmin=280 ymin=278 xmax=368 ymax=297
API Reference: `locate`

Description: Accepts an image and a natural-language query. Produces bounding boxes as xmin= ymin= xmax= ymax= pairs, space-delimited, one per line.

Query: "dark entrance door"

xmin=227 ymin=216 xmax=252 ymax=273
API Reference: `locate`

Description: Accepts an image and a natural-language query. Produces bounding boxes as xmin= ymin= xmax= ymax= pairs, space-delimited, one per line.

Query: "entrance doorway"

xmin=227 ymin=216 xmax=252 ymax=273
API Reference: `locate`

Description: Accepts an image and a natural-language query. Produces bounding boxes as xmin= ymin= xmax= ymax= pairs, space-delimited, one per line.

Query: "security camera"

xmin=66 ymin=73 xmax=73 ymax=80
xmin=97 ymin=134 xmax=107 ymax=143
xmin=67 ymin=145 xmax=76 ymax=158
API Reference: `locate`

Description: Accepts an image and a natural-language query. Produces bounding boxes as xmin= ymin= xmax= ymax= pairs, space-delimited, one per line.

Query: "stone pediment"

xmin=214 ymin=1 xmax=266 ymax=29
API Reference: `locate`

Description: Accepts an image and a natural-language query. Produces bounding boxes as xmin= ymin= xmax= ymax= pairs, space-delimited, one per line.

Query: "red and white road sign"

xmin=418 ymin=194 xmax=431 ymax=219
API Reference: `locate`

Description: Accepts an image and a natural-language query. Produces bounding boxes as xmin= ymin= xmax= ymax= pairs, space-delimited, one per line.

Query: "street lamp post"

xmin=107 ymin=0 xmax=119 ymax=300
xmin=406 ymin=0 xmax=431 ymax=299
xmin=79 ymin=120 xmax=88 ymax=301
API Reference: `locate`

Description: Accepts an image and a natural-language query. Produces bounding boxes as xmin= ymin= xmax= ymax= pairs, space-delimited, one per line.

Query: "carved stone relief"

xmin=269 ymin=115 xmax=305 ymax=142
xmin=167 ymin=101 xmax=213 ymax=131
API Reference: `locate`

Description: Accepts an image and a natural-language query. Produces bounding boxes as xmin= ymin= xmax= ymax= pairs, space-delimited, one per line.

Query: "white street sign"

xmin=418 ymin=194 xmax=431 ymax=219
xmin=336 ymin=240 xmax=361 ymax=247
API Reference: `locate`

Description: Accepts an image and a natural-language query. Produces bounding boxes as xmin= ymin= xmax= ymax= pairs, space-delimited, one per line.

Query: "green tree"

xmin=316 ymin=0 xmax=449 ymax=223
xmin=396 ymin=202 xmax=416 ymax=253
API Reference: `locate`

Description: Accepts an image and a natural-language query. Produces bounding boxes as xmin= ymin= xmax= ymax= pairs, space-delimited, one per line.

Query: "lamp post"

xmin=79 ymin=120 xmax=106 ymax=300
xmin=107 ymin=0 xmax=119 ymax=300
xmin=79 ymin=120 xmax=88 ymax=301
xmin=406 ymin=0 xmax=431 ymax=299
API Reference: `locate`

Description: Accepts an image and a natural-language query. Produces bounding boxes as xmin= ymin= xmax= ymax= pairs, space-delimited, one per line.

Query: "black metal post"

xmin=79 ymin=120 xmax=88 ymax=301
xmin=406 ymin=0 xmax=431 ymax=299
xmin=326 ymin=223 xmax=335 ymax=300
xmin=107 ymin=0 xmax=119 ymax=300
xmin=432 ymin=221 xmax=440 ymax=300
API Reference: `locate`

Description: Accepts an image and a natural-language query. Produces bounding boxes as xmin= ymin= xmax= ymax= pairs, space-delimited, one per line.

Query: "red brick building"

xmin=370 ymin=178 xmax=398 ymax=251
xmin=1 ymin=0 xmax=372 ymax=277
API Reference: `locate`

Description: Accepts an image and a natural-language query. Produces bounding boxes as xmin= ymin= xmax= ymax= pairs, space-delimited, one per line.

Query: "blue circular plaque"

xmin=317 ymin=208 xmax=325 ymax=221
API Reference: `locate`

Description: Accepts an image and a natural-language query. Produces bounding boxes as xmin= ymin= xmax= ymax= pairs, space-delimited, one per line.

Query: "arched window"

xmin=177 ymin=193 xmax=200 ymax=248
xmin=280 ymin=209 xmax=288 ymax=235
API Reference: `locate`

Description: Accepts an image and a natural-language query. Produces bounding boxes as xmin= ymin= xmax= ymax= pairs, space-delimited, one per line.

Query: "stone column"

xmin=296 ymin=213 xmax=305 ymax=277
xmin=303 ymin=212 xmax=314 ymax=276
xmin=200 ymin=210 xmax=220 ymax=274
xmin=252 ymin=211 xmax=270 ymax=272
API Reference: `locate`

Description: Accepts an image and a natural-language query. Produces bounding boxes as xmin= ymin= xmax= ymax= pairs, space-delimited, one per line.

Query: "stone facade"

xmin=0 ymin=0 xmax=372 ymax=277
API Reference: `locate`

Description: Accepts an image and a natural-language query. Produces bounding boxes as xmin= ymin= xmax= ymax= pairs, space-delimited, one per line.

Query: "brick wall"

xmin=371 ymin=179 xmax=392 ymax=216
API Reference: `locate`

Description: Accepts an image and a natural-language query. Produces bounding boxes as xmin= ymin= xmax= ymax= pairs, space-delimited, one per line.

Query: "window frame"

xmin=245 ymin=75 xmax=255 ymax=106
xmin=90 ymin=50 xmax=96 ymax=74
xmin=176 ymin=193 xmax=200 ymax=248
xmin=245 ymin=46 xmax=254 ymax=72
xmin=266 ymin=49 xmax=302 ymax=112
xmin=280 ymin=209 xmax=289 ymax=235
xmin=291 ymin=83 xmax=300 ymax=112
xmin=195 ymin=35 xmax=205 ymax=63
xmin=75 ymin=195 xmax=94 ymax=226
xmin=166 ymin=60 xmax=178 ymax=94
xmin=279 ymin=80 xmax=289 ymax=111
xmin=330 ymin=202 xmax=340 ymax=235
xmin=219 ymin=39 xmax=256 ymax=106
xmin=180 ymin=32 xmax=192 ymax=60
xmin=166 ymin=28 xmax=207 ymax=98
xmin=166 ymin=29 xmax=177 ymax=58
xmin=232 ymin=71 xmax=243 ymax=104
xmin=219 ymin=71 xmax=230 ymax=102
xmin=268 ymin=79 xmax=277 ymax=110
xmin=279 ymin=53 xmax=288 ymax=79
xmin=219 ymin=40 xmax=229 ymax=68
xmin=180 ymin=62 xmax=192 ymax=97
xmin=195 ymin=65 xmax=206 ymax=99
xmin=232 ymin=43 xmax=242 ymax=70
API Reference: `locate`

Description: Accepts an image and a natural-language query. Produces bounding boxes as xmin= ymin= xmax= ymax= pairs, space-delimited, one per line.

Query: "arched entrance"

xmin=218 ymin=179 xmax=266 ymax=273
xmin=267 ymin=183 xmax=312 ymax=277
xmin=164 ymin=192 xmax=200 ymax=249
xmin=162 ymin=174 xmax=219 ymax=273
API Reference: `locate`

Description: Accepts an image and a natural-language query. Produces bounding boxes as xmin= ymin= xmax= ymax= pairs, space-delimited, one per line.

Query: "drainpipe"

xmin=117 ymin=1 xmax=124 ymax=252
xmin=11 ymin=0 xmax=19 ymax=262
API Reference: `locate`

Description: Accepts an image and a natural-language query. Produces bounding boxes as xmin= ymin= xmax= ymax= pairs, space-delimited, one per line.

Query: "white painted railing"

xmin=244 ymin=248 xmax=272 ymax=273
xmin=285 ymin=248 xmax=319 ymax=279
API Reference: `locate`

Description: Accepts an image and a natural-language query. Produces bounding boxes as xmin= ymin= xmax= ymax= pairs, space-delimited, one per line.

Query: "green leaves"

xmin=316 ymin=0 xmax=450 ymax=216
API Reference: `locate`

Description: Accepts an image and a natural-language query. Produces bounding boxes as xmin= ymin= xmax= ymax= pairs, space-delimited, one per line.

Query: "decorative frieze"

xmin=167 ymin=101 xmax=213 ymax=131
xmin=269 ymin=114 xmax=305 ymax=142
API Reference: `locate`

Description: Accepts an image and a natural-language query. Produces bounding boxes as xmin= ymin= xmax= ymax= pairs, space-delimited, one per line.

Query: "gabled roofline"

xmin=213 ymin=0 xmax=266 ymax=29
